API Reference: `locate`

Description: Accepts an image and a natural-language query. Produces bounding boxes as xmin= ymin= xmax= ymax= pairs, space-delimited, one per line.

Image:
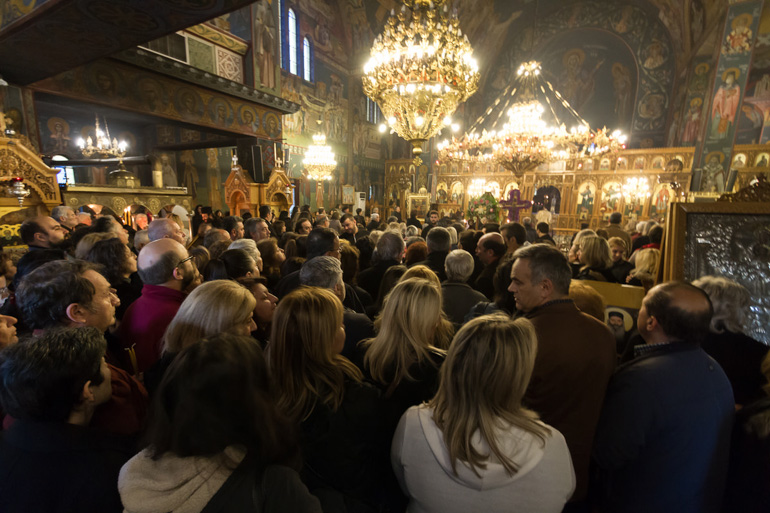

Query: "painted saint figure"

xmin=711 ymin=71 xmax=741 ymax=140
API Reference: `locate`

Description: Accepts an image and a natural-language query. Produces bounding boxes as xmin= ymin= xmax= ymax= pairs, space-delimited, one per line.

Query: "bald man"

xmin=118 ymin=239 xmax=199 ymax=373
xmin=19 ymin=216 xmax=65 ymax=250
xmin=50 ymin=206 xmax=78 ymax=231
xmin=593 ymin=282 xmax=733 ymax=513
xmin=147 ymin=218 xmax=186 ymax=246
xmin=473 ymin=232 xmax=506 ymax=300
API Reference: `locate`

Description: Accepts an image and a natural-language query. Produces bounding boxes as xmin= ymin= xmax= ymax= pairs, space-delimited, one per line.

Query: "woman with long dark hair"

xmin=84 ymin=237 xmax=140 ymax=320
xmin=119 ymin=334 xmax=321 ymax=512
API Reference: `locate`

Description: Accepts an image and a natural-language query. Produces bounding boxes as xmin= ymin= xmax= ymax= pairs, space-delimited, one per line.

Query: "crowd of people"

xmin=0 ymin=202 xmax=767 ymax=513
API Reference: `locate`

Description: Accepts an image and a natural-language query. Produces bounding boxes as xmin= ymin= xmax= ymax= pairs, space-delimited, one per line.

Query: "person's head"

xmin=204 ymin=228 xmax=230 ymax=249
xmin=638 ymin=281 xmax=713 ymax=345
xmin=148 ymin=218 xmax=186 ymax=245
xmin=0 ymin=314 xmax=18 ymax=349
xmin=257 ymin=237 xmax=285 ymax=273
xmin=500 ymin=223 xmax=526 ymax=253
xmin=376 ymin=231 xmax=406 ymax=263
xmin=509 ymin=244 xmax=572 ymax=312
xmin=163 ymin=280 xmax=256 ymax=353
xmin=51 ymin=206 xmax=78 ymax=230
xmin=609 ymin=212 xmax=623 ymax=225
xmin=314 ymin=214 xmax=329 ymax=228
xmin=647 ymin=224 xmax=664 ymax=244
xmin=402 ymin=264 xmax=441 ymax=287
xmin=244 ymin=217 xmax=270 ymax=242
xmin=92 ymin=215 xmax=130 ymax=245
xmin=229 ymin=238 xmax=262 ymax=271
xmin=269 ymin=287 xmax=359 ymax=420
xmin=475 ymin=232 xmax=506 ymax=266
xmin=692 ymin=276 xmax=751 ymax=334
xmin=133 ymin=229 xmax=150 ymax=253
xmin=239 ymin=277 xmax=278 ymax=329
xmin=306 ymin=228 xmax=341 ymax=259
xmin=404 ymin=241 xmax=428 ymax=266
xmin=568 ymin=281 xmax=606 ymax=321
xmin=444 ymin=249 xmax=475 ymax=283
xmin=295 ymin=218 xmax=312 ymax=235
xmin=428 ymin=210 xmax=439 ymax=224
xmin=406 ymin=225 xmax=419 ymax=238
xmin=223 ymin=215 xmax=244 ymax=241
xmin=16 ymin=260 xmax=119 ymax=332
xmin=491 ymin=255 xmax=517 ymax=312
xmin=370 ymin=213 xmax=380 ymax=223
xmin=430 ymin=314 xmax=547 ymax=477
xmin=339 ymin=242 xmax=360 ymax=284
xmin=134 ymin=213 xmax=149 ymax=230
xmin=0 ymin=327 xmax=110 ymax=424
xmin=84 ymin=237 xmax=138 ymax=285
xmin=340 ymin=213 xmax=358 ymax=235
xmin=633 ymin=248 xmax=660 ymax=276
xmin=569 ymin=228 xmax=597 ymax=263
xmin=188 ymin=246 xmax=210 ymax=274
xmin=426 ymin=226 xmax=451 ymax=254
xmin=76 ymin=212 xmax=93 ymax=226
xmin=300 ymin=256 xmax=345 ymax=300
xmin=74 ymin=232 xmax=115 ymax=259
xmin=536 ymin=222 xmax=549 ymax=236
xmin=138 ymin=238 xmax=198 ymax=291
xmin=145 ymin=333 xmax=294 ymax=466
xmin=365 ymin=277 xmax=450 ymax=387
xmin=607 ymin=311 xmax=624 ymax=328
xmin=205 ymin=248 xmax=259 ymax=281
xmin=579 ymin=235 xmax=612 ymax=270
xmin=608 ymin=236 xmax=627 ymax=262
xmin=458 ymin=229 xmax=477 ymax=253
xmin=522 ymin=217 xmax=533 ymax=227
xmin=258 ymin=205 xmax=272 ymax=220
xmin=20 ymin=216 xmax=65 ymax=248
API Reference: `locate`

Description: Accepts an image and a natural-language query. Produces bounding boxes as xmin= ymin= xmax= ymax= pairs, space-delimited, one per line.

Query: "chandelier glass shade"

xmin=622 ymin=176 xmax=651 ymax=202
xmin=303 ymin=132 xmax=337 ymax=181
xmin=363 ymin=0 xmax=479 ymax=164
xmin=438 ymin=61 xmax=626 ymax=175
xmin=77 ymin=115 xmax=127 ymax=160
xmin=467 ymin=178 xmax=490 ymax=198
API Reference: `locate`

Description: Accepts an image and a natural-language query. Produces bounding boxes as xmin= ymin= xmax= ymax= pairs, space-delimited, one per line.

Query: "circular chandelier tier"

xmin=622 ymin=176 xmax=651 ymax=202
xmin=77 ymin=114 xmax=128 ymax=161
xmin=303 ymin=132 xmax=337 ymax=181
xmin=438 ymin=61 xmax=626 ymax=175
xmin=363 ymin=1 xmax=479 ymax=165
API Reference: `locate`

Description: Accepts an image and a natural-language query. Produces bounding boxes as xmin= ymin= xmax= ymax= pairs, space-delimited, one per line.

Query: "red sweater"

xmin=119 ymin=284 xmax=187 ymax=373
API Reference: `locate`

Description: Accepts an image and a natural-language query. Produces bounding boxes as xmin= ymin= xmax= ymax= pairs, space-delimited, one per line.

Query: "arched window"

xmin=288 ymin=9 xmax=298 ymax=75
xmin=303 ymin=37 xmax=313 ymax=82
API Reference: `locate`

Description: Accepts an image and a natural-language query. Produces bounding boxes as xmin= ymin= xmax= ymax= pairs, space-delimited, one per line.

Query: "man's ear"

xmin=172 ymin=267 xmax=184 ymax=281
xmin=80 ymin=380 xmax=94 ymax=404
xmin=33 ymin=232 xmax=47 ymax=245
xmin=65 ymin=303 xmax=88 ymax=325
xmin=645 ymin=314 xmax=659 ymax=332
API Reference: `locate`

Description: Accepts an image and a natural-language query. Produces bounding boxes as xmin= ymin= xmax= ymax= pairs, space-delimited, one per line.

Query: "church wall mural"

xmin=694 ymin=0 xmax=762 ymax=192
xmin=678 ymin=57 xmax=714 ymax=147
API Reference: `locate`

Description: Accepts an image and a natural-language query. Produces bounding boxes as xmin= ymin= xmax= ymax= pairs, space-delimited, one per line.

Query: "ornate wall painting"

xmin=651 ymin=156 xmax=665 ymax=169
xmin=732 ymin=153 xmax=747 ymax=168
xmin=450 ymin=181 xmax=464 ymax=205
xmin=755 ymin=152 xmax=770 ymax=166
xmin=437 ymin=182 xmax=449 ymax=203
xmin=503 ymin=181 xmax=520 ymax=199
xmin=633 ymin=157 xmax=646 ymax=169
xmin=576 ymin=181 xmax=597 ymax=219
xmin=600 ymin=181 xmax=622 ymax=213
xmin=694 ymin=1 xmax=762 ymax=187
xmin=599 ymin=158 xmax=611 ymax=170
xmin=649 ymin=183 xmax=673 ymax=218
xmin=616 ymin=157 xmax=628 ymax=170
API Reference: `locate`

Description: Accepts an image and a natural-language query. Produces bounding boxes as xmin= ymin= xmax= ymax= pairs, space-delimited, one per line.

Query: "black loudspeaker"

xmin=236 ymin=138 xmax=268 ymax=183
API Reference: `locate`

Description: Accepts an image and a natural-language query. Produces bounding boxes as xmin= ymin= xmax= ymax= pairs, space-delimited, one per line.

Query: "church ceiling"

xmin=0 ymin=0 xmax=255 ymax=85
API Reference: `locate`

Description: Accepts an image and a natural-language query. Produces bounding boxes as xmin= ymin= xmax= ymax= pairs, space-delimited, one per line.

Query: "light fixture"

xmin=303 ymin=130 xmax=337 ymax=181
xmin=467 ymin=178 xmax=490 ymax=198
xmin=6 ymin=177 xmax=30 ymax=207
xmin=622 ymin=176 xmax=651 ymax=202
xmin=77 ymin=114 xmax=128 ymax=161
xmin=363 ymin=0 xmax=480 ymax=166
xmin=438 ymin=61 xmax=626 ymax=175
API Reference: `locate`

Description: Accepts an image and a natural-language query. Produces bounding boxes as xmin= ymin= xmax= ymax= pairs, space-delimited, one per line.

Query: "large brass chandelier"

xmin=363 ymin=0 xmax=479 ymax=166
xmin=438 ymin=61 xmax=626 ymax=175
xmin=303 ymin=132 xmax=337 ymax=181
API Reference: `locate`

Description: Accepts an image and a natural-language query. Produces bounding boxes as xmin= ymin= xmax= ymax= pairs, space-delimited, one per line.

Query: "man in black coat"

xmin=358 ymin=232 xmax=405 ymax=300
xmin=0 ymin=327 xmax=133 ymax=513
xmin=473 ymin=232 xmax=506 ymax=300
xmin=410 ymin=226 xmax=450 ymax=282
xmin=420 ymin=210 xmax=439 ymax=239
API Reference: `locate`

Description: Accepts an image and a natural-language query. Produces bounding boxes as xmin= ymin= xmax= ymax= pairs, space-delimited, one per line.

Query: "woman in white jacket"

xmin=391 ymin=314 xmax=575 ymax=513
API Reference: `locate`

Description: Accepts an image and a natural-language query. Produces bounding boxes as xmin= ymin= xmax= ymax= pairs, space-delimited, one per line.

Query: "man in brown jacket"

xmin=509 ymin=244 xmax=616 ymax=510
xmin=606 ymin=212 xmax=633 ymax=253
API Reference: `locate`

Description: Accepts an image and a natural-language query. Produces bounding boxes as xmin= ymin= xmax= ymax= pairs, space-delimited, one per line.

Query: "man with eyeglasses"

xmin=119 ymin=239 xmax=200 ymax=373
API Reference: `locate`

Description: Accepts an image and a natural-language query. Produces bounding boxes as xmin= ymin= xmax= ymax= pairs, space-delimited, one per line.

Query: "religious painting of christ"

xmin=711 ymin=70 xmax=741 ymax=140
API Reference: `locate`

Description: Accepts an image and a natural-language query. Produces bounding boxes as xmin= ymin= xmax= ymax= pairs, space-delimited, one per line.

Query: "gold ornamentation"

xmin=188 ymin=24 xmax=249 ymax=55
xmin=718 ymin=174 xmax=770 ymax=202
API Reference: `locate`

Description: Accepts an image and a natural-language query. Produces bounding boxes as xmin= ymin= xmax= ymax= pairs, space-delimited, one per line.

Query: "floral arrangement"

xmin=467 ymin=192 xmax=500 ymax=223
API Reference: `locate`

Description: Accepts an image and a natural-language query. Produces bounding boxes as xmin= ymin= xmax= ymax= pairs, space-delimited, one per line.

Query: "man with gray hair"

xmin=299 ymin=256 xmax=373 ymax=359
xmin=147 ymin=218 xmax=186 ymax=245
xmin=441 ymin=249 xmax=487 ymax=325
xmin=357 ymin=231 xmax=405 ymax=299
xmin=366 ymin=212 xmax=380 ymax=232
xmin=509 ymin=243 xmax=615 ymax=507
xmin=244 ymin=217 xmax=271 ymax=243
xmin=409 ymin=226 xmax=450 ymax=281
xmin=50 ymin=205 xmax=78 ymax=232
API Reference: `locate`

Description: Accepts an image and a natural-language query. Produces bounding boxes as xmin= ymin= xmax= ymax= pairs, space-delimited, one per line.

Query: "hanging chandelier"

xmin=622 ymin=176 xmax=651 ymax=202
xmin=363 ymin=0 xmax=479 ymax=166
xmin=467 ymin=177 xmax=489 ymax=198
xmin=303 ymin=132 xmax=337 ymax=181
xmin=77 ymin=114 xmax=128 ymax=161
xmin=438 ymin=61 xmax=626 ymax=175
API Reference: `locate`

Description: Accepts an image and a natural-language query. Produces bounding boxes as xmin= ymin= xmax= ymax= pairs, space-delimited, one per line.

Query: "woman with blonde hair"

xmin=144 ymin=280 xmax=256 ymax=395
xmin=626 ymin=247 xmax=660 ymax=289
xmin=392 ymin=314 xmax=575 ymax=512
xmin=693 ymin=276 xmax=768 ymax=405
xmin=575 ymin=235 xmax=617 ymax=282
xmin=269 ymin=287 xmax=385 ymax=510
xmin=401 ymin=264 xmax=441 ymax=288
xmin=361 ymin=277 xmax=452 ymax=429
